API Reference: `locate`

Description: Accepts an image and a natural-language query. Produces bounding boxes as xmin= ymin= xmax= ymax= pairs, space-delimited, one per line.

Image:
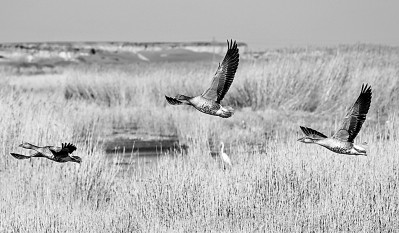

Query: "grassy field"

xmin=0 ymin=44 xmax=399 ymax=232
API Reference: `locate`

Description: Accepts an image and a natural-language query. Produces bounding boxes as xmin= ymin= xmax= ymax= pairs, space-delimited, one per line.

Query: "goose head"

xmin=297 ymin=136 xmax=316 ymax=144
xmin=71 ymin=156 xmax=82 ymax=163
xmin=18 ymin=142 xmax=36 ymax=149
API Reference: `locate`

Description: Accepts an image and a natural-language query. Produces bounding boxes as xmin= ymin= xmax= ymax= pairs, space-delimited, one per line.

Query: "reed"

xmin=0 ymin=44 xmax=398 ymax=232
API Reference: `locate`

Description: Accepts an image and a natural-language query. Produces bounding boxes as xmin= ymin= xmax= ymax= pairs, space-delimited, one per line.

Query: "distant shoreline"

xmin=0 ymin=41 xmax=248 ymax=54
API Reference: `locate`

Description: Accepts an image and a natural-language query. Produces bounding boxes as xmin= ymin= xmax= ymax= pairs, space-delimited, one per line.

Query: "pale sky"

xmin=1 ymin=0 xmax=398 ymax=50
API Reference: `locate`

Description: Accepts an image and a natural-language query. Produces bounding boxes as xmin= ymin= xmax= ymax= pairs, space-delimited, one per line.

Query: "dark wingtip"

xmin=300 ymin=126 xmax=320 ymax=137
xmin=299 ymin=126 xmax=308 ymax=135
xmin=10 ymin=153 xmax=28 ymax=160
xmin=62 ymin=142 xmax=77 ymax=153
xmin=361 ymin=83 xmax=372 ymax=94
xmin=227 ymin=39 xmax=234 ymax=47
xmin=165 ymin=95 xmax=182 ymax=105
xmin=226 ymin=39 xmax=238 ymax=52
xmin=165 ymin=95 xmax=172 ymax=104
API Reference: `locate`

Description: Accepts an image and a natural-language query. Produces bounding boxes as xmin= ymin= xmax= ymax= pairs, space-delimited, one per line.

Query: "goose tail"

xmin=219 ymin=106 xmax=234 ymax=118
xmin=10 ymin=153 xmax=31 ymax=160
xmin=361 ymin=142 xmax=369 ymax=150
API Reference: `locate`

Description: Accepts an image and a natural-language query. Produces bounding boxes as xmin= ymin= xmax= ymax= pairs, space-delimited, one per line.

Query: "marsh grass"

xmin=1 ymin=45 xmax=399 ymax=232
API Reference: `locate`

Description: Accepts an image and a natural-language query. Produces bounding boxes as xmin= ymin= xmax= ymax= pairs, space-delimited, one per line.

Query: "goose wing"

xmin=10 ymin=153 xmax=30 ymax=160
xmin=300 ymin=126 xmax=328 ymax=139
xmin=165 ymin=95 xmax=183 ymax=105
xmin=59 ymin=143 xmax=77 ymax=154
xmin=201 ymin=40 xmax=239 ymax=103
xmin=10 ymin=151 xmax=44 ymax=159
xmin=48 ymin=143 xmax=77 ymax=157
xmin=333 ymin=84 xmax=372 ymax=142
xmin=31 ymin=146 xmax=57 ymax=159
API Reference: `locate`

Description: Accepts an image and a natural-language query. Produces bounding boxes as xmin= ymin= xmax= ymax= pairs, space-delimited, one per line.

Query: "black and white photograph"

xmin=0 ymin=0 xmax=398 ymax=232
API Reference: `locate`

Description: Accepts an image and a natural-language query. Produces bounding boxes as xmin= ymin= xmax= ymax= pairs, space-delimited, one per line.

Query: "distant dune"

xmin=0 ymin=41 xmax=248 ymax=70
xmin=2 ymin=41 xmax=393 ymax=76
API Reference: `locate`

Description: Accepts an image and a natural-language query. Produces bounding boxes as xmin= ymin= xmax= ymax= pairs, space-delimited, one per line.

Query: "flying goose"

xmin=298 ymin=84 xmax=372 ymax=156
xmin=10 ymin=142 xmax=81 ymax=163
xmin=219 ymin=142 xmax=232 ymax=167
xmin=165 ymin=40 xmax=239 ymax=118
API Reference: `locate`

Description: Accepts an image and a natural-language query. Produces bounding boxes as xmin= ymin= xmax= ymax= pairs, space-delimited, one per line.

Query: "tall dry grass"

xmin=0 ymin=44 xmax=398 ymax=232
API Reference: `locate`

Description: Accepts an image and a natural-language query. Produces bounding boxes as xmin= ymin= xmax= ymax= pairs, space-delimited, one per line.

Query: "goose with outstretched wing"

xmin=298 ymin=84 xmax=372 ymax=156
xmin=165 ymin=40 xmax=239 ymax=118
xmin=10 ymin=142 xmax=81 ymax=163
